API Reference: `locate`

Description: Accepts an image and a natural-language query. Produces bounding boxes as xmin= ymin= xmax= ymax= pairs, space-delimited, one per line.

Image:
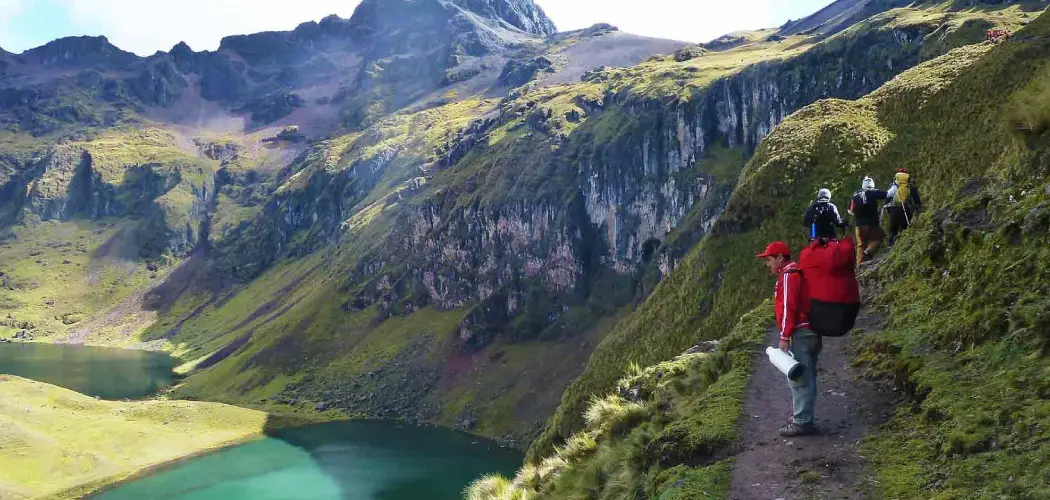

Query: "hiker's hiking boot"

xmin=779 ymin=422 xmax=816 ymax=437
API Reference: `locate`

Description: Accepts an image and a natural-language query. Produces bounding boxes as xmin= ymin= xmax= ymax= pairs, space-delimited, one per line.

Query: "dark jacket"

xmin=849 ymin=189 xmax=889 ymax=226
xmin=803 ymin=200 xmax=846 ymax=239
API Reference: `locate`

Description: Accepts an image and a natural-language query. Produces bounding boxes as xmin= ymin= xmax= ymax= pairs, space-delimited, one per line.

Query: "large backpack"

xmin=799 ymin=238 xmax=861 ymax=337
xmin=892 ymin=172 xmax=911 ymax=207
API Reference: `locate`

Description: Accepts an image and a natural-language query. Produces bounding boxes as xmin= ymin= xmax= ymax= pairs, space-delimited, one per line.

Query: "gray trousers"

xmin=788 ymin=327 xmax=823 ymax=426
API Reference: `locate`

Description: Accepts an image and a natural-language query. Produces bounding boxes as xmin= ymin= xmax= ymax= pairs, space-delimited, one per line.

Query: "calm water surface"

xmin=92 ymin=420 xmax=523 ymax=500
xmin=0 ymin=342 xmax=175 ymax=399
xmin=2 ymin=343 xmax=519 ymax=499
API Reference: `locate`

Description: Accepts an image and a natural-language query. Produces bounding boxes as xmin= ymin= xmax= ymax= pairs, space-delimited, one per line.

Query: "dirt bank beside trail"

xmin=729 ymin=312 xmax=892 ymax=500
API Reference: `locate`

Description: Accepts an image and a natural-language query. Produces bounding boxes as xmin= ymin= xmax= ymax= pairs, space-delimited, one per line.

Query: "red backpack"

xmin=799 ymin=238 xmax=861 ymax=337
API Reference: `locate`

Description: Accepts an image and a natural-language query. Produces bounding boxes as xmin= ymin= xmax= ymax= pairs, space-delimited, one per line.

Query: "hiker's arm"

xmin=912 ymin=186 xmax=923 ymax=211
xmin=885 ymin=185 xmax=898 ymax=208
xmin=831 ymin=202 xmax=846 ymax=227
xmin=779 ymin=271 xmax=801 ymax=342
xmin=802 ymin=204 xmax=815 ymax=227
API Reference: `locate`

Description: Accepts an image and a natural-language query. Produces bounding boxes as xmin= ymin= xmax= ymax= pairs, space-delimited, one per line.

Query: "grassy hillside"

xmin=0 ymin=375 xmax=266 ymax=499
xmin=508 ymin=6 xmax=1050 ymax=499
xmin=467 ymin=305 xmax=770 ymax=500
xmin=529 ymin=3 xmax=1046 ymax=458
xmin=0 ymin=220 xmax=161 ymax=343
xmin=2 ymin=2 xmax=1043 ymax=489
xmin=0 ymin=126 xmax=281 ymax=344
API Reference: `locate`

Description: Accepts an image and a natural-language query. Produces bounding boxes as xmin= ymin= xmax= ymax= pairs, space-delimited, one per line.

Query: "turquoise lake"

xmin=91 ymin=420 xmax=522 ymax=500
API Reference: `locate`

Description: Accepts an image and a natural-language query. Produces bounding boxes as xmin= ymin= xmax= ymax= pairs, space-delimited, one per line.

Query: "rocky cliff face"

xmin=22 ymin=148 xmax=120 ymax=221
xmin=238 ymin=10 xmax=975 ymax=343
xmin=3 ymin=130 xmax=220 ymax=259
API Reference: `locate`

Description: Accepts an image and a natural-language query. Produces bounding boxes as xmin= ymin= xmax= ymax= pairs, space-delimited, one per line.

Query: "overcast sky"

xmin=0 ymin=0 xmax=835 ymax=56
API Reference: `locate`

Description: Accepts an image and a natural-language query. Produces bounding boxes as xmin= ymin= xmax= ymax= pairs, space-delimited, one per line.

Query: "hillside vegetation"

xmin=529 ymin=0 xmax=1044 ymax=456
xmin=482 ymin=7 xmax=1050 ymax=500
xmin=153 ymin=1 xmax=1037 ymax=449
xmin=467 ymin=306 xmax=770 ymax=500
xmin=1 ymin=1 xmax=1049 ymax=497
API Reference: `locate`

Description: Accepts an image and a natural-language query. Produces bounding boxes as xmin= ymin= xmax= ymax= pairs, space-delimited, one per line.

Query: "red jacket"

xmin=773 ymin=261 xmax=810 ymax=341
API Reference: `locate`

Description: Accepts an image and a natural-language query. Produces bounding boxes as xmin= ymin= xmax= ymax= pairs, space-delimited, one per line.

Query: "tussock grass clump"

xmin=583 ymin=395 xmax=647 ymax=436
xmin=554 ymin=432 xmax=598 ymax=462
xmin=465 ymin=475 xmax=517 ymax=500
xmin=1004 ymin=63 xmax=1050 ymax=137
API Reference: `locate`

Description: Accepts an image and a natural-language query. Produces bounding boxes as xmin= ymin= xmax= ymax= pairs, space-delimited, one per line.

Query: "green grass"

xmin=320 ymin=306 xmax=466 ymax=378
xmin=844 ymin=14 xmax=1050 ymax=494
xmin=1003 ymin=63 xmax=1050 ymax=136
xmin=529 ymin=7 xmax=1050 ymax=497
xmin=0 ymin=220 xmax=163 ymax=343
xmin=0 ymin=375 xmax=266 ymax=500
xmin=76 ymin=128 xmax=204 ymax=186
xmin=466 ymin=305 xmax=770 ymax=500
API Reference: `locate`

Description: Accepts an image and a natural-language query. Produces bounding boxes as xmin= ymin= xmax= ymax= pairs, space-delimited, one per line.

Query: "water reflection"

xmin=0 ymin=343 xmax=176 ymax=399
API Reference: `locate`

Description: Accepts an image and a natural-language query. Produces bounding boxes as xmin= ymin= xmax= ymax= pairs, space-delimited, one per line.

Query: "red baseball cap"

xmin=756 ymin=241 xmax=791 ymax=259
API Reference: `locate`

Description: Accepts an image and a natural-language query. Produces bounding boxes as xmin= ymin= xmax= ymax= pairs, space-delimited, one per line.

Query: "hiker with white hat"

xmin=849 ymin=176 xmax=889 ymax=263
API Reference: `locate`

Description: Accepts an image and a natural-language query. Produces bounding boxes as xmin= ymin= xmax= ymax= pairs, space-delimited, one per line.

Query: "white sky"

xmin=0 ymin=0 xmax=834 ymax=56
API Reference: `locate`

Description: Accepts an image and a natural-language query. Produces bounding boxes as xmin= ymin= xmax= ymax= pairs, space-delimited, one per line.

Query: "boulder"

xmin=674 ymin=45 xmax=709 ymax=62
xmin=499 ymin=56 xmax=555 ymax=87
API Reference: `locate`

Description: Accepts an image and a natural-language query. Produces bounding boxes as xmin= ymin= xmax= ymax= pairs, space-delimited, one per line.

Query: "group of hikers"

xmin=802 ymin=168 xmax=922 ymax=263
xmin=756 ymin=170 xmax=921 ymax=437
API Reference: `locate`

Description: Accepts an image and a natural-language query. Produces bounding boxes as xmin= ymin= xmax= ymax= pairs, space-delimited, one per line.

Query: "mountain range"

xmin=3 ymin=0 xmax=1050 ymax=497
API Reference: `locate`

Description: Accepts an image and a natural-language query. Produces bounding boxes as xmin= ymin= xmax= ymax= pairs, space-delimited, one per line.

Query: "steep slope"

xmin=476 ymin=6 xmax=1050 ymax=498
xmin=153 ymin=1 xmax=1032 ymax=450
xmin=777 ymin=0 xmax=911 ymax=37
xmin=528 ymin=1 xmax=1040 ymax=455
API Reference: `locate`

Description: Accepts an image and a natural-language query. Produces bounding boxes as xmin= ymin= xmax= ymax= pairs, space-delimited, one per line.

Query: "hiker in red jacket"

xmin=757 ymin=241 xmax=823 ymax=437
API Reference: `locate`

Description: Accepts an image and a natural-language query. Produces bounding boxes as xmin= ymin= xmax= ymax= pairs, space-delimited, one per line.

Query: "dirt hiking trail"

xmin=729 ymin=311 xmax=892 ymax=500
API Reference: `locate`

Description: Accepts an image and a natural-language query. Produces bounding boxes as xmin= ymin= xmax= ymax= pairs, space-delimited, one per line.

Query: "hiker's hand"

xmin=779 ymin=339 xmax=790 ymax=352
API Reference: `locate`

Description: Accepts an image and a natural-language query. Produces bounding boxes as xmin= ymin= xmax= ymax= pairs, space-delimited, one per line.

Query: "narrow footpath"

xmin=728 ymin=311 xmax=890 ymax=500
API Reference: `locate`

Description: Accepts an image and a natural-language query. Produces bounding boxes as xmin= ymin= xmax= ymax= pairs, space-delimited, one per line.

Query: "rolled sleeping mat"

xmin=766 ymin=346 xmax=805 ymax=380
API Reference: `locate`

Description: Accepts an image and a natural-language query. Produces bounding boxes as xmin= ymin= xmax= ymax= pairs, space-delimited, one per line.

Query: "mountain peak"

xmin=348 ymin=0 xmax=556 ymax=40
xmin=22 ymin=35 xmax=139 ymax=68
xmin=449 ymin=0 xmax=557 ymax=36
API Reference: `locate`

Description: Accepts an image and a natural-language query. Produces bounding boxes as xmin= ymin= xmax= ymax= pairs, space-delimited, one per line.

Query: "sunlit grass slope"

xmin=0 ymin=375 xmax=266 ymax=500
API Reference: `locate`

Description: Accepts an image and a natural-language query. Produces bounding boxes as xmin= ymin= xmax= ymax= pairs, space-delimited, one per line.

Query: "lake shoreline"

xmin=1 ymin=341 xmax=522 ymax=499
xmin=0 ymin=376 xmax=269 ymax=499
xmin=44 ymin=432 xmax=268 ymax=500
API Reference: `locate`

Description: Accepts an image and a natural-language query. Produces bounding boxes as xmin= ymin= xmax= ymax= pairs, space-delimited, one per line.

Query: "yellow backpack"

xmin=893 ymin=172 xmax=911 ymax=207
